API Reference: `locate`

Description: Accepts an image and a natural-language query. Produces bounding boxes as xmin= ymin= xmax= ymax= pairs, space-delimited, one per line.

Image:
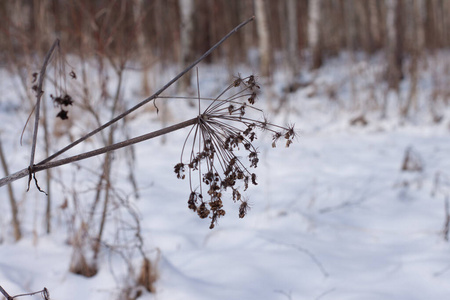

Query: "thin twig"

xmin=28 ymin=39 xmax=60 ymax=172
xmin=0 ymin=137 xmax=21 ymax=240
xmin=444 ymin=196 xmax=449 ymax=241
xmin=38 ymin=16 xmax=255 ymax=166
xmin=0 ymin=286 xmax=49 ymax=300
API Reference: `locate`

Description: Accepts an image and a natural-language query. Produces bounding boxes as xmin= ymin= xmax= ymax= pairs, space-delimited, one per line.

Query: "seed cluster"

xmin=51 ymin=94 xmax=74 ymax=120
xmin=174 ymin=75 xmax=295 ymax=229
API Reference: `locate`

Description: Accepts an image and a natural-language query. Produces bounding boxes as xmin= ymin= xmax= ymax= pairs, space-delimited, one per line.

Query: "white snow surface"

xmin=1 ymin=55 xmax=450 ymax=300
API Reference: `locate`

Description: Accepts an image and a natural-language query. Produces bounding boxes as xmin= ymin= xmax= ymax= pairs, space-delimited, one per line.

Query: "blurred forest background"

xmin=1 ymin=0 xmax=449 ymax=84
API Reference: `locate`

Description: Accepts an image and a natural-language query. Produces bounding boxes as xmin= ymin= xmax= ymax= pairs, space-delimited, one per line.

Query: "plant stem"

xmin=29 ymin=39 xmax=59 ymax=170
xmin=0 ymin=138 xmax=21 ymax=240
xmin=0 ymin=118 xmax=198 ymax=187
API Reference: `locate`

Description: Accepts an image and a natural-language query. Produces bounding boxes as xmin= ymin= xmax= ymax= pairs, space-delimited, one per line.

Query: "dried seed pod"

xmin=239 ymin=201 xmax=251 ymax=218
xmin=197 ymin=203 xmax=210 ymax=219
xmin=174 ymin=163 xmax=185 ymax=179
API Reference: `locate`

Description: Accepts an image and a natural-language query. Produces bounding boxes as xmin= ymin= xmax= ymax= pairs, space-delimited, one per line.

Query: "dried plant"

xmin=401 ymin=147 xmax=424 ymax=173
xmin=0 ymin=285 xmax=50 ymax=300
xmin=174 ymin=75 xmax=296 ymax=228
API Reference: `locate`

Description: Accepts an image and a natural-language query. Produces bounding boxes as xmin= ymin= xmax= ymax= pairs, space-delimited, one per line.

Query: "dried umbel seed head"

xmin=248 ymin=92 xmax=257 ymax=105
xmin=69 ymin=70 xmax=77 ymax=79
xmin=188 ymin=192 xmax=198 ymax=212
xmin=51 ymin=93 xmax=74 ymax=120
xmin=209 ymin=199 xmax=223 ymax=210
xmin=51 ymin=94 xmax=74 ymax=107
xmin=239 ymin=200 xmax=251 ymax=218
xmin=175 ymin=74 xmax=295 ymax=229
xmin=56 ymin=109 xmax=69 ymax=120
xmin=174 ymin=163 xmax=186 ymax=179
xmin=197 ymin=203 xmax=210 ymax=219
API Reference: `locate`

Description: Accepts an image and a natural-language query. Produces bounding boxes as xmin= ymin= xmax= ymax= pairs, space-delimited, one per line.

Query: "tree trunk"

xmin=287 ymin=0 xmax=299 ymax=77
xmin=402 ymin=0 xmax=425 ymax=117
xmin=383 ymin=0 xmax=404 ymax=118
xmin=308 ymin=0 xmax=322 ymax=69
xmin=344 ymin=0 xmax=357 ymax=51
xmin=368 ymin=0 xmax=382 ymax=50
xmin=385 ymin=0 xmax=403 ymax=91
xmin=178 ymin=0 xmax=195 ymax=92
xmin=133 ymin=0 xmax=152 ymax=96
xmin=356 ymin=0 xmax=373 ymax=53
xmin=255 ymin=0 xmax=271 ymax=77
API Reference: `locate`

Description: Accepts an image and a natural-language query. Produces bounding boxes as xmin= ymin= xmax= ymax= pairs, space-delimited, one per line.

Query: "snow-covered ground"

xmin=1 ymin=55 xmax=450 ymax=300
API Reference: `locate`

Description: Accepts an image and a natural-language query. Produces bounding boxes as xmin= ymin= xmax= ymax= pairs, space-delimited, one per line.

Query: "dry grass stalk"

xmin=401 ymin=147 xmax=424 ymax=172
xmin=137 ymin=257 xmax=158 ymax=293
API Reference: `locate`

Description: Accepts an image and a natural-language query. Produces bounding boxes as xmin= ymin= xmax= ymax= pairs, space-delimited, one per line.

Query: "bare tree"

xmin=286 ymin=0 xmax=300 ymax=77
xmin=356 ymin=1 xmax=373 ymax=53
xmin=308 ymin=0 xmax=322 ymax=69
xmin=178 ymin=0 xmax=195 ymax=92
xmin=255 ymin=0 xmax=271 ymax=77
xmin=383 ymin=0 xmax=404 ymax=117
xmin=368 ymin=0 xmax=382 ymax=50
xmin=401 ymin=0 xmax=425 ymax=117
xmin=133 ymin=0 xmax=152 ymax=96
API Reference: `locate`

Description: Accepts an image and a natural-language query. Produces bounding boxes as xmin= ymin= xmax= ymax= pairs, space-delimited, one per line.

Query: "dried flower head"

xmin=239 ymin=199 xmax=251 ymax=218
xmin=174 ymin=74 xmax=296 ymax=229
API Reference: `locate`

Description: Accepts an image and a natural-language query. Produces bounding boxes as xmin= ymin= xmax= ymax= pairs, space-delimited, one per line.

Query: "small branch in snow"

xmin=0 ymin=286 xmax=50 ymax=300
xmin=444 ymin=196 xmax=449 ymax=241
xmin=261 ymin=236 xmax=329 ymax=278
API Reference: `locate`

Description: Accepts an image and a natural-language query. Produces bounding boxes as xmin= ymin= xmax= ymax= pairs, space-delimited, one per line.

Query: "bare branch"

xmin=0 ymin=286 xmax=49 ymax=300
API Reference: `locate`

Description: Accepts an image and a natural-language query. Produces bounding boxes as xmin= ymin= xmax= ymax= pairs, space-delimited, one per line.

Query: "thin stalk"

xmin=93 ymin=65 xmax=124 ymax=261
xmin=29 ymin=39 xmax=60 ymax=171
xmin=42 ymin=82 xmax=52 ymax=234
xmin=0 ymin=118 xmax=198 ymax=187
xmin=0 ymin=138 xmax=21 ymax=241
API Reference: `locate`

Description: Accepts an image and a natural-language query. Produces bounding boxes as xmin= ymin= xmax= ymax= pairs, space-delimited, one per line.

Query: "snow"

xmin=1 ymin=54 xmax=450 ymax=300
